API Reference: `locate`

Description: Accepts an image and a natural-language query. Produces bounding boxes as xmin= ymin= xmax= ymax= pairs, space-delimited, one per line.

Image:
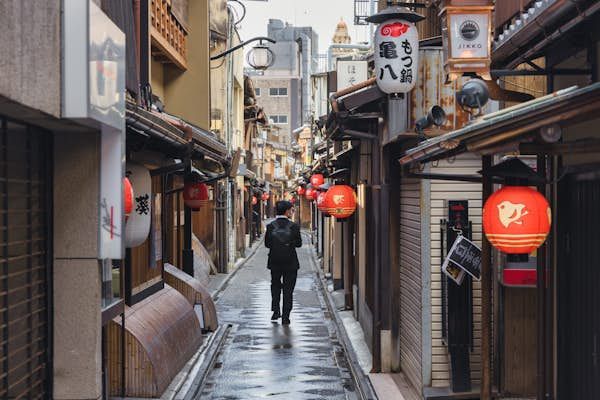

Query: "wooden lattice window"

xmin=150 ymin=0 xmax=188 ymax=70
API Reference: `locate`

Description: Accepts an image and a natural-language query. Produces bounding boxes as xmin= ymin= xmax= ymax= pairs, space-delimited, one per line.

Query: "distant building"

xmin=247 ymin=19 xmax=318 ymax=143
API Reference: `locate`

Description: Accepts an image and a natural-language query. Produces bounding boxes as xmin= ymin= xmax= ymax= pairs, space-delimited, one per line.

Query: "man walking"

xmin=265 ymin=200 xmax=302 ymax=325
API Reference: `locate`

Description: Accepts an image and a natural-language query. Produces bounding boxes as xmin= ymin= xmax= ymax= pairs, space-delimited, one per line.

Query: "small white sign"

xmin=337 ymin=60 xmax=368 ymax=91
xmin=449 ymin=13 xmax=490 ymax=59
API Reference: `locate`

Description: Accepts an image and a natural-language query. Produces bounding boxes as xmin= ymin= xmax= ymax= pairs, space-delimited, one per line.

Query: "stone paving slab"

xmin=198 ymin=238 xmax=357 ymax=400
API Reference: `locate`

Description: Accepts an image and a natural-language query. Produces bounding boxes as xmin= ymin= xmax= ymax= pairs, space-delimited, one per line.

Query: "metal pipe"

xmin=491 ymin=68 xmax=591 ymax=77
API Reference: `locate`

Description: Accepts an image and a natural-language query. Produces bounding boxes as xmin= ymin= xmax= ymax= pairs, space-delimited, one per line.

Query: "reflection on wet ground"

xmin=199 ymin=239 xmax=357 ymax=400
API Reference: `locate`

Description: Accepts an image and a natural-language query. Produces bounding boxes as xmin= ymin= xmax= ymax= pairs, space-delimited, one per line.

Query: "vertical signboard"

xmin=336 ymin=60 xmax=368 ymax=91
xmin=64 ymin=1 xmax=126 ymax=259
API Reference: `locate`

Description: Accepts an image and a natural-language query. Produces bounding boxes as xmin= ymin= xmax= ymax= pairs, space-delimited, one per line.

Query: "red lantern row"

xmin=305 ymin=187 xmax=318 ymax=201
xmin=483 ymin=186 xmax=551 ymax=254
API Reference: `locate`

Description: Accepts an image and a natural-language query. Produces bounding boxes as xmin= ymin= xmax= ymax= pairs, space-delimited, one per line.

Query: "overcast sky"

xmin=234 ymin=0 xmax=371 ymax=55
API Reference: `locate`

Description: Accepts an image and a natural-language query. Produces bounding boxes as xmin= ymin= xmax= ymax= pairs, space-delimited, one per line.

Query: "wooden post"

xmin=536 ymin=155 xmax=547 ymax=400
xmin=480 ymin=155 xmax=492 ymax=400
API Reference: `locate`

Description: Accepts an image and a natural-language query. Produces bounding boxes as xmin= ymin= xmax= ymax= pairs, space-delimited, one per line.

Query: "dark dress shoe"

xmin=271 ymin=312 xmax=281 ymax=320
xmin=282 ymin=317 xmax=291 ymax=325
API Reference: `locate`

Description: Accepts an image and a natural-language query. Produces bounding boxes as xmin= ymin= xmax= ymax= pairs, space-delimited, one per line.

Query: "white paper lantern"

xmin=374 ymin=19 xmax=419 ymax=94
xmin=125 ymin=163 xmax=152 ymax=248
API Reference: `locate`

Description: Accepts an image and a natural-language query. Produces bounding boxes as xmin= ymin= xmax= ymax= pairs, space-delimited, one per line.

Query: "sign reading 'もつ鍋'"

xmin=374 ymin=19 xmax=419 ymax=94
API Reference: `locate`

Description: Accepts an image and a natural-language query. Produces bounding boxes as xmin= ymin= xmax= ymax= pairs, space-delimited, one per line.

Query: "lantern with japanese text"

xmin=316 ymin=191 xmax=331 ymax=217
xmin=183 ymin=182 xmax=209 ymax=210
xmin=305 ymin=187 xmax=317 ymax=201
xmin=123 ymin=177 xmax=133 ymax=221
xmin=297 ymin=186 xmax=306 ymax=196
xmin=310 ymin=174 xmax=324 ymax=189
xmin=252 ymin=195 xmax=258 ymax=205
xmin=367 ymin=6 xmax=424 ymax=94
xmin=483 ymin=186 xmax=551 ymax=254
xmin=324 ymin=185 xmax=357 ymax=220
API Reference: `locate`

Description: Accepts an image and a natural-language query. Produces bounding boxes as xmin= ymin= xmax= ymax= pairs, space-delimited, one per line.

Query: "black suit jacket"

xmin=265 ymin=217 xmax=302 ymax=270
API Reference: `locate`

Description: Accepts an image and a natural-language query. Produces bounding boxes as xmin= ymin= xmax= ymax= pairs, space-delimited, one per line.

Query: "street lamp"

xmin=210 ymin=36 xmax=276 ymax=71
xmin=247 ymin=43 xmax=275 ymax=70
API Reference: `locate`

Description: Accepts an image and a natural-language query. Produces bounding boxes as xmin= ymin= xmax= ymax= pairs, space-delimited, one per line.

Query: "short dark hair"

xmin=276 ymin=200 xmax=293 ymax=215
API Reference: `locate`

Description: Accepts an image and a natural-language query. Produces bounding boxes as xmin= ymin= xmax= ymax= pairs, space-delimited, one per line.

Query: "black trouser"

xmin=270 ymin=269 xmax=297 ymax=318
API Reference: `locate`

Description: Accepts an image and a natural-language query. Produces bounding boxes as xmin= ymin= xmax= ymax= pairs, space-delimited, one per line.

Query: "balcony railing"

xmin=150 ymin=0 xmax=188 ymax=70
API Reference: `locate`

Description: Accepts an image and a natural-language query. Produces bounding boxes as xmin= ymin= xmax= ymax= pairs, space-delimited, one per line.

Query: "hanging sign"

xmin=442 ymin=235 xmax=482 ymax=284
xmin=336 ymin=60 xmax=368 ymax=90
xmin=374 ymin=20 xmax=419 ymax=94
xmin=440 ymin=1 xmax=494 ymax=81
xmin=125 ymin=163 xmax=152 ymax=248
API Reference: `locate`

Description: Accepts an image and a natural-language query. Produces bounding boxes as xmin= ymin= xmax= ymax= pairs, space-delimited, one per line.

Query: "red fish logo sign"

xmin=380 ymin=22 xmax=410 ymax=37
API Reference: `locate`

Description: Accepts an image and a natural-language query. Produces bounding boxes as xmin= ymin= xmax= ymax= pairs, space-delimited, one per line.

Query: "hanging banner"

xmin=442 ymin=235 xmax=482 ymax=284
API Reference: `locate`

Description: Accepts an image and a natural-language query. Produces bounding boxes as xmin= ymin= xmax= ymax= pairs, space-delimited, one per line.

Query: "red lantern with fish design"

xmin=483 ymin=186 xmax=551 ymax=254
xmin=310 ymin=174 xmax=324 ymax=189
xmin=323 ymin=185 xmax=357 ymax=220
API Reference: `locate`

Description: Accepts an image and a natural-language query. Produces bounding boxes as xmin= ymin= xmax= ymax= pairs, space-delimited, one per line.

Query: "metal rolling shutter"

xmin=399 ymin=177 xmax=423 ymax=390
xmin=0 ymin=117 xmax=51 ymax=399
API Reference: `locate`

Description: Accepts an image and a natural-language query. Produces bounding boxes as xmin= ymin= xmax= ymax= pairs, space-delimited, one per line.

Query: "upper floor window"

xmin=269 ymin=87 xmax=288 ymax=97
xmin=255 ymin=88 xmax=261 ymax=97
xmin=271 ymin=115 xmax=288 ymax=124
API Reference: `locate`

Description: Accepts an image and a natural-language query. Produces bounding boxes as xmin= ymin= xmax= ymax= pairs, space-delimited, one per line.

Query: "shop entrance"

xmin=0 ymin=117 xmax=52 ymax=398
xmin=558 ymin=168 xmax=600 ymax=399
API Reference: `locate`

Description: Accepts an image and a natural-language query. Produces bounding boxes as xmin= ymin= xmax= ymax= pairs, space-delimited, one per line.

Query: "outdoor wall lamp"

xmin=440 ymin=0 xmax=494 ymax=82
xmin=415 ymin=105 xmax=447 ymax=136
xmin=456 ymin=78 xmax=489 ymax=117
xmin=210 ymin=37 xmax=276 ymax=70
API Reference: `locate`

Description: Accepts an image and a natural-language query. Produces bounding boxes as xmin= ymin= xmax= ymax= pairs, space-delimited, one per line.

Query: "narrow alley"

xmin=200 ymin=234 xmax=358 ymax=400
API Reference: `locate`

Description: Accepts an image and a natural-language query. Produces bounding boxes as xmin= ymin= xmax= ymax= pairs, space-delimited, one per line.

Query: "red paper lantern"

xmin=483 ymin=186 xmax=551 ymax=254
xmin=252 ymin=195 xmax=258 ymax=205
xmin=183 ymin=182 xmax=209 ymax=210
xmin=310 ymin=174 xmax=324 ymax=188
xmin=305 ymin=187 xmax=317 ymax=201
xmin=324 ymin=185 xmax=357 ymax=219
xmin=123 ymin=177 xmax=134 ymax=221
xmin=316 ymin=191 xmax=331 ymax=216
xmin=297 ymin=186 xmax=306 ymax=196
xmin=291 ymin=197 xmax=296 ymax=204
xmin=261 ymin=192 xmax=269 ymax=201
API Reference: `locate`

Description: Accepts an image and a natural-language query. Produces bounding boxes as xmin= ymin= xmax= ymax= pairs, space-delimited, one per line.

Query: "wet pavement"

xmin=199 ymin=233 xmax=358 ymax=400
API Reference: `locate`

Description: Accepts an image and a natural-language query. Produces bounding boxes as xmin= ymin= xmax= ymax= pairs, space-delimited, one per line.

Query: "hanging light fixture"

xmin=367 ymin=4 xmax=425 ymax=94
xmin=247 ymin=42 xmax=275 ymax=70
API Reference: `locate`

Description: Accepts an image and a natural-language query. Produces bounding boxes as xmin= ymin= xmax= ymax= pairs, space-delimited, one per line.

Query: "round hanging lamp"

xmin=324 ymin=184 xmax=357 ymax=219
xmin=483 ymin=186 xmax=551 ymax=254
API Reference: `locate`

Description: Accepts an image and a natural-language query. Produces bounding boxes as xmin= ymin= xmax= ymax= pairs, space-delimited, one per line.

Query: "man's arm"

xmin=293 ymin=223 xmax=302 ymax=248
xmin=265 ymin=223 xmax=272 ymax=248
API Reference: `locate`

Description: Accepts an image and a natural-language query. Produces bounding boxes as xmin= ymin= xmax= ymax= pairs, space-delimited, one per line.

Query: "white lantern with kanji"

xmin=374 ymin=20 xmax=419 ymax=94
xmin=368 ymin=6 xmax=424 ymax=95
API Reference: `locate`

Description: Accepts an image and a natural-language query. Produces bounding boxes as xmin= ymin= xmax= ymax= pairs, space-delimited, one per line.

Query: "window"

xmin=255 ymin=87 xmax=261 ymax=97
xmin=269 ymin=87 xmax=288 ymax=96
xmin=271 ymin=115 xmax=288 ymax=124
